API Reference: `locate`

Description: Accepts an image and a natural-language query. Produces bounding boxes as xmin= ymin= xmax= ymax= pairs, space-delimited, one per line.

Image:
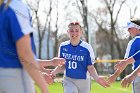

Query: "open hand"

xmin=95 ymin=77 xmax=110 ymax=88
xmin=42 ymin=72 xmax=54 ymax=85
xmin=121 ymin=74 xmax=135 ymax=88
xmin=42 ymin=69 xmax=53 ymax=74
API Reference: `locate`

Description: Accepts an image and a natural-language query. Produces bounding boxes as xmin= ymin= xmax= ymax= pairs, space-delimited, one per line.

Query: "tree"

xmin=88 ymin=0 xmax=129 ymax=77
xmin=126 ymin=0 xmax=137 ymax=19
xmin=25 ymin=0 xmax=52 ymax=59
xmin=102 ymin=0 xmax=127 ymax=59
xmin=46 ymin=0 xmax=52 ymax=59
xmin=53 ymin=0 xmax=59 ymax=57
xmin=76 ymin=0 xmax=89 ymax=42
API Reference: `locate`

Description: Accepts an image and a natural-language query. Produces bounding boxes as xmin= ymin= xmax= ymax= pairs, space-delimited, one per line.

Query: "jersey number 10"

xmin=68 ymin=61 xmax=77 ymax=69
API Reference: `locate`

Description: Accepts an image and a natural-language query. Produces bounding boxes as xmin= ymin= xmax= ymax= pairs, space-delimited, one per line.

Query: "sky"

xmin=88 ymin=0 xmax=140 ymax=25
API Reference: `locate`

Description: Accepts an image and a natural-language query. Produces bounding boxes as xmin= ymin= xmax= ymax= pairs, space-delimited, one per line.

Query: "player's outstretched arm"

xmin=114 ymin=58 xmax=134 ymax=72
xmin=38 ymin=57 xmax=65 ymax=68
xmin=121 ymin=65 xmax=140 ymax=88
xmin=107 ymin=68 xmax=122 ymax=84
xmin=117 ymin=50 xmax=140 ymax=72
xmin=88 ymin=65 xmax=110 ymax=88
xmin=120 ymin=52 xmax=140 ymax=87
xmin=107 ymin=57 xmax=135 ymax=84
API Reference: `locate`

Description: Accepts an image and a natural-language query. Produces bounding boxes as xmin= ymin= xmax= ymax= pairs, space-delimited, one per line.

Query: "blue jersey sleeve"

xmin=125 ymin=42 xmax=135 ymax=58
xmin=125 ymin=38 xmax=140 ymax=58
xmin=125 ymin=37 xmax=140 ymax=69
xmin=133 ymin=51 xmax=140 ymax=61
xmin=132 ymin=38 xmax=140 ymax=61
xmin=134 ymin=38 xmax=140 ymax=51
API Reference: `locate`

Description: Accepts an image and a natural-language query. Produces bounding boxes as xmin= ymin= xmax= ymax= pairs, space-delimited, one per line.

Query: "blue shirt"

xmin=58 ymin=40 xmax=95 ymax=79
xmin=124 ymin=35 xmax=140 ymax=70
xmin=0 ymin=0 xmax=35 ymax=68
xmin=133 ymin=51 xmax=140 ymax=61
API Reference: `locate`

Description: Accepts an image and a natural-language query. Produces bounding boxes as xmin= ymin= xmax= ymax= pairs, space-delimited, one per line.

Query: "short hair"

xmin=68 ymin=22 xmax=82 ymax=28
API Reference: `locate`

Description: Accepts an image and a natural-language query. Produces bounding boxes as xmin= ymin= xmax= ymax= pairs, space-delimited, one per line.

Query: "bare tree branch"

xmin=114 ymin=0 xmax=126 ymax=25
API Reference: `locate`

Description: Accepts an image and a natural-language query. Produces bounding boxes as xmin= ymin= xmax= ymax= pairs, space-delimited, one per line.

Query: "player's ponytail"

xmin=0 ymin=0 xmax=11 ymax=8
xmin=5 ymin=0 xmax=11 ymax=8
xmin=0 ymin=0 xmax=4 ymax=6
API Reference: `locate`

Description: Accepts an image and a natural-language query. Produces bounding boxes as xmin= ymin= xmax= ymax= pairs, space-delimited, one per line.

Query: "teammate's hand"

xmin=42 ymin=69 xmax=53 ymax=74
xmin=51 ymin=57 xmax=65 ymax=66
xmin=42 ymin=72 xmax=54 ymax=85
xmin=121 ymin=74 xmax=135 ymax=88
xmin=114 ymin=60 xmax=128 ymax=72
xmin=95 ymin=77 xmax=110 ymax=88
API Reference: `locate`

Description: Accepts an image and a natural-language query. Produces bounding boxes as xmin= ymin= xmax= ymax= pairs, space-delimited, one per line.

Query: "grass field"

xmin=35 ymin=81 xmax=132 ymax=93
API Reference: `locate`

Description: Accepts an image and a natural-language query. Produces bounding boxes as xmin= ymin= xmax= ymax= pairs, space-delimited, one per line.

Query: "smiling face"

xmin=68 ymin=25 xmax=82 ymax=41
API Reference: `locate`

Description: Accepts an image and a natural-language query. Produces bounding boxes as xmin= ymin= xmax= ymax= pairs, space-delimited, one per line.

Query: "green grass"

xmin=90 ymin=81 xmax=132 ymax=93
xmin=36 ymin=81 xmax=132 ymax=93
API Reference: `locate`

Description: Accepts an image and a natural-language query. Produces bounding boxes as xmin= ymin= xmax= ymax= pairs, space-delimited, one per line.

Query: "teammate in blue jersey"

xmin=114 ymin=51 xmax=140 ymax=88
xmin=52 ymin=22 xmax=110 ymax=93
xmin=108 ymin=18 xmax=140 ymax=93
xmin=0 ymin=0 xmax=65 ymax=93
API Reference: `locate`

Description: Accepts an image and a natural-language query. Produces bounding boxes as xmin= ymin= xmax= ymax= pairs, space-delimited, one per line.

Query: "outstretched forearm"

xmin=87 ymin=65 xmax=99 ymax=80
xmin=125 ymin=57 xmax=135 ymax=64
xmin=37 ymin=58 xmax=65 ymax=68
xmin=114 ymin=58 xmax=135 ymax=77
xmin=88 ymin=65 xmax=110 ymax=88
xmin=37 ymin=59 xmax=54 ymax=67
xmin=112 ymin=69 xmax=122 ymax=79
